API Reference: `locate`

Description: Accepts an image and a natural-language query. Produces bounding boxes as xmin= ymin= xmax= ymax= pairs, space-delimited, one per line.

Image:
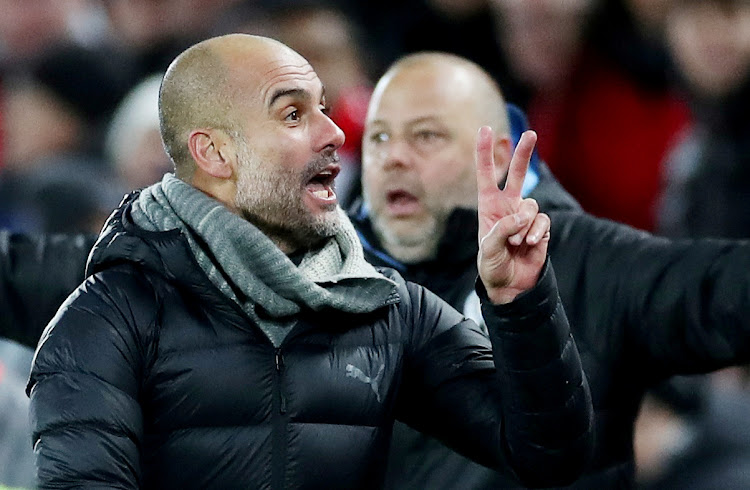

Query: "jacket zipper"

xmin=275 ymin=349 xmax=287 ymax=414
xmin=273 ymin=347 xmax=287 ymax=489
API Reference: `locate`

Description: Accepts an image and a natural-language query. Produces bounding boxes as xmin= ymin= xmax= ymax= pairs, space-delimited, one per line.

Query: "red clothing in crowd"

xmin=531 ymin=50 xmax=690 ymax=231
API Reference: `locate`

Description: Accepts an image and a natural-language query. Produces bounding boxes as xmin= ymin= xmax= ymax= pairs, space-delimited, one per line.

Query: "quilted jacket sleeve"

xmin=26 ymin=268 xmax=151 ymax=489
xmin=0 ymin=231 xmax=95 ymax=348
xmin=396 ymin=260 xmax=593 ymax=488
xmin=549 ymin=210 xmax=750 ymax=378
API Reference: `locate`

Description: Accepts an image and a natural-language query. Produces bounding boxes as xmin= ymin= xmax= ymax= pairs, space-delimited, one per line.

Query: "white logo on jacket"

xmin=346 ymin=363 xmax=385 ymax=402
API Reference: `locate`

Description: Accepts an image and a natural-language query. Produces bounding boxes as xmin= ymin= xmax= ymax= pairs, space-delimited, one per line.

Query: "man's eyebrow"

xmin=268 ymin=88 xmax=310 ymax=108
xmin=367 ymin=115 xmax=441 ymax=129
xmin=367 ymin=116 xmax=440 ymax=126
xmin=408 ymin=116 xmax=441 ymax=126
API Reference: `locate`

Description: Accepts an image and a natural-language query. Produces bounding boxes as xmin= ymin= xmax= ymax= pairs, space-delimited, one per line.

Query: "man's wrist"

xmin=477 ymin=257 xmax=557 ymax=331
xmin=485 ymin=286 xmax=525 ymax=305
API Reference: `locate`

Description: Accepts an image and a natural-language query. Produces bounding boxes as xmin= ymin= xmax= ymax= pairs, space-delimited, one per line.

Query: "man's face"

xmin=361 ymin=63 xmax=485 ymax=262
xmin=667 ymin=3 xmax=750 ymax=97
xmin=229 ymin=46 xmax=346 ymax=250
xmin=490 ymin=0 xmax=594 ymax=90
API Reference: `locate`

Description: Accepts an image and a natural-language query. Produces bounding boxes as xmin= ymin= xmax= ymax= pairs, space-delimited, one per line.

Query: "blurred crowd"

xmin=1 ymin=0 xmax=750 ymax=488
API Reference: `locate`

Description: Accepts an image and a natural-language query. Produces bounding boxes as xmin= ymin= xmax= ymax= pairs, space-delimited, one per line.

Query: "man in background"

xmin=352 ymin=51 xmax=750 ymax=489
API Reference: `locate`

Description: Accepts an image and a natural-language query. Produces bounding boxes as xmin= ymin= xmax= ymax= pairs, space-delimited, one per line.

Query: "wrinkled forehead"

xmin=258 ymin=58 xmax=322 ymax=102
xmin=230 ymin=47 xmax=323 ymax=106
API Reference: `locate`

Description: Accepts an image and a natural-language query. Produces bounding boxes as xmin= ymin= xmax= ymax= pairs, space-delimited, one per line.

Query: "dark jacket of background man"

xmin=351 ymin=159 xmax=750 ymax=489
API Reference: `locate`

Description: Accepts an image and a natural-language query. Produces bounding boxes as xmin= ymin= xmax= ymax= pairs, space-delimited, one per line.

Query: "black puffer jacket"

xmin=0 ymin=231 xmax=96 ymax=347
xmin=26 ymin=193 xmax=592 ymax=489
xmin=353 ymin=162 xmax=750 ymax=489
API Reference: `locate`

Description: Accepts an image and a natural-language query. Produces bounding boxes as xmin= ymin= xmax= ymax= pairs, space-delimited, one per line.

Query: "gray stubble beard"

xmin=233 ymin=141 xmax=342 ymax=251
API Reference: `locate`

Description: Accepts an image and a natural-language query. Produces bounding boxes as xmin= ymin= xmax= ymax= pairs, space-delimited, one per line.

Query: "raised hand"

xmin=476 ymin=126 xmax=550 ymax=304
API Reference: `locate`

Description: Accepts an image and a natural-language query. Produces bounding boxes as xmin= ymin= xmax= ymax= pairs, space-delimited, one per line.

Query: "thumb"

xmin=480 ymin=212 xmax=530 ymax=252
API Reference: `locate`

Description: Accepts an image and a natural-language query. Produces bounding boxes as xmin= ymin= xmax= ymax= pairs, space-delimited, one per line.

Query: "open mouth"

xmin=305 ymin=164 xmax=340 ymax=202
xmin=386 ymin=189 xmax=421 ymax=216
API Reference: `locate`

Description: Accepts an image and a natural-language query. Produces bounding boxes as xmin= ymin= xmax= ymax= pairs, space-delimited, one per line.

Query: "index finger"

xmin=476 ymin=126 xmax=499 ymax=203
xmin=503 ymin=130 xmax=537 ymax=199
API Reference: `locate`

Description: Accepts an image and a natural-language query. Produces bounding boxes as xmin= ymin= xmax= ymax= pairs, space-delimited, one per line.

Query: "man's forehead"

xmin=383 ymin=67 xmax=468 ymax=104
xmin=256 ymin=60 xmax=322 ymax=101
xmin=367 ymin=80 xmax=461 ymax=126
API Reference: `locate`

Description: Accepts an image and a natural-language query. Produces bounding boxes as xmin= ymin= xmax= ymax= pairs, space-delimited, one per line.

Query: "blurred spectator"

xmin=0 ymin=0 xmax=72 ymax=66
xmin=2 ymin=74 xmax=85 ymax=172
xmin=211 ymin=1 xmax=278 ymax=39
xmin=393 ymin=0 xmax=512 ymax=90
xmin=0 ymin=340 xmax=35 ymax=489
xmin=635 ymin=375 xmax=750 ymax=489
xmin=658 ymin=0 xmax=750 ymax=238
xmin=101 ymin=0 xmax=243 ymax=86
xmin=3 ymin=43 xmax=129 ymax=169
xmin=491 ymin=0 xmax=595 ymax=102
xmin=0 ymin=43 xmax=130 ymax=232
xmin=2 ymin=72 xmax=173 ymax=234
xmin=105 ymin=74 xmax=172 ymax=191
xmin=490 ymin=0 xmax=689 ymax=231
xmin=0 ymin=0 xmax=109 ymax=175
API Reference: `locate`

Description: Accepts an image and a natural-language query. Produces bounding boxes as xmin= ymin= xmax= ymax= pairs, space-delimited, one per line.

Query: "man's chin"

xmin=373 ymin=217 xmax=439 ymax=263
xmin=381 ymin=215 xmax=430 ymax=236
xmin=381 ymin=238 xmax=436 ymax=263
xmin=309 ymin=211 xmax=342 ymax=238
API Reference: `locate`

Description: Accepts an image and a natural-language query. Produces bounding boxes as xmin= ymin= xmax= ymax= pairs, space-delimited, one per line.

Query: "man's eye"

xmin=285 ymin=110 xmax=299 ymax=122
xmin=415 ymin=131 xmax=441 ymax=141
xmin=369 ymin=132 xmax=389 ymax=143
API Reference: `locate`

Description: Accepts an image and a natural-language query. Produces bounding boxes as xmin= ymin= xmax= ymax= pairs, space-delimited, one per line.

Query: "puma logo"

xmin=346 ymin=363 xmax=385 ymax=402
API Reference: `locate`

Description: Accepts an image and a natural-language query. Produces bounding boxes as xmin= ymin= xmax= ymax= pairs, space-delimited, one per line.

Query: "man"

xmin=352 ymin=52 xmax=750 ymax=488
xmin=25 ymin=35 xmax=592 ymax=489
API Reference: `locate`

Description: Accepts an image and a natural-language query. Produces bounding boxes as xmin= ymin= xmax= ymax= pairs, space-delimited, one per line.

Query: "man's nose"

xmin=316 ymin=111 xmax=346 ymax=153
xmin=381 ymin=137 xmax=413 ymax=170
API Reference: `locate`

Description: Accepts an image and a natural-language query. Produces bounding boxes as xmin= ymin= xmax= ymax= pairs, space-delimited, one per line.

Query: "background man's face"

xmin=229 ymin=46 xmax=346 ymax=248
xmin=361 ymin=63 xmax=484 ymax=262
xmin=490 ymin=0 xmax=594 ymax=90
xmin=666 ymin=2 xmax=750 ymax=97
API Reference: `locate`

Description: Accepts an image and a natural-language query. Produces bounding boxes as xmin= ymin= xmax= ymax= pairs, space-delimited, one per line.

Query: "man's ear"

xmin=187 ymin=129 xmax=234 ymax=179
xmin=493 ymin=135 xmax=513 ymax=184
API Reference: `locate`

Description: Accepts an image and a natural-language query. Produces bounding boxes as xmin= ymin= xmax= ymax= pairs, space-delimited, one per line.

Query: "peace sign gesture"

xmin=476 ymin=126 xmax=550 ymax=304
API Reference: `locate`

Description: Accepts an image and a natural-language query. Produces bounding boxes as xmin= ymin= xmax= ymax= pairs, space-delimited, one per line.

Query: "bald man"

xmin=26 ymin=35 xmax=592 ymax=489
xmin=353 ymin=52 xmax=750 ymax=488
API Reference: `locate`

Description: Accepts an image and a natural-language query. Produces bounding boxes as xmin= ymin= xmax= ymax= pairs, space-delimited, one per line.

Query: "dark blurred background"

xmin=1 ymin=1 xmax=749 ymax=488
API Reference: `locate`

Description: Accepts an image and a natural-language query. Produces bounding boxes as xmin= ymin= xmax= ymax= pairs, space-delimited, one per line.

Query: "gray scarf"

xmin=130 ymin=174 xmax=397 ymax=346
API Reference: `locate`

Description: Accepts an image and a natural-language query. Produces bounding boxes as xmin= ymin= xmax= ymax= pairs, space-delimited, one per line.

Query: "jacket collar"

xmin=87 ymin=191 xmax=202 ymax=288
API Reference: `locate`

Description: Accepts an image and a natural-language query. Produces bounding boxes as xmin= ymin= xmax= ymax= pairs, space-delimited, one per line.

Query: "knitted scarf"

xmin=130 ymin=174 xmax=397 ymax=346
